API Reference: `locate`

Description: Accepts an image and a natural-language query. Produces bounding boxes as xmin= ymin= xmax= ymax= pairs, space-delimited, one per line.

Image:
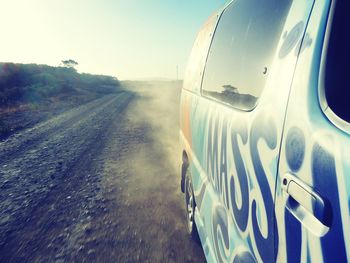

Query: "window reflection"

xmin=203 ymin=84 xmax=257 ymax=110
xmin=202 ymin=0 xmax=292 ymax=110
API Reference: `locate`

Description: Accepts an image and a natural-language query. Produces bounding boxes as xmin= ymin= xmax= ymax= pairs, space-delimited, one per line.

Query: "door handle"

xmin=282 ymin=173 xmax=331 ymax=237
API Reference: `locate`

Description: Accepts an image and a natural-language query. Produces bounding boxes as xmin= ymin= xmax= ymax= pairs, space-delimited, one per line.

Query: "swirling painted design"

xmin=312 ymin=141 xmax=346 ymax=262
xmin=250 ymin=115 xmax=278 ymax=262
xmin=230 ymin=122 xmax=249 ymax=232
xmin=212 ymin=204 xmax=230 ymax=263
xmin=284 ymin=127 xmax=304 ymax=262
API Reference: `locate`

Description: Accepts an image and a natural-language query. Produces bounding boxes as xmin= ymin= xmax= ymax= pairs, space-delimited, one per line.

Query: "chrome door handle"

xmin=282 ymin=173 xmax=331 ymax=236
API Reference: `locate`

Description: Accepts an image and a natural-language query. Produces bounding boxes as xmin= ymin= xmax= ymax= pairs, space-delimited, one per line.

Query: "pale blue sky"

xmin=0 ymin=1 xmax=227 ymax=80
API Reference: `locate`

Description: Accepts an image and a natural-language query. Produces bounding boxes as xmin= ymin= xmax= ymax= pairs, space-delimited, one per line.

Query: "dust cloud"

xmin=123 ymin=80 xmax=182 ymax=175
xmin=95 ymin=80 xmax=205 ymax=262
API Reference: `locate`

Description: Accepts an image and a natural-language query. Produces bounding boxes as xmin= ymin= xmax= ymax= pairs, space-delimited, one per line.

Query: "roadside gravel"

xmin=0 ymin=82 xmax=205 ymax=262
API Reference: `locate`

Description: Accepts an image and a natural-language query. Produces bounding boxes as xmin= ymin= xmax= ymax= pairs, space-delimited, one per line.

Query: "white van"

xmin=180 ymin=0 xmax=350 ymax=262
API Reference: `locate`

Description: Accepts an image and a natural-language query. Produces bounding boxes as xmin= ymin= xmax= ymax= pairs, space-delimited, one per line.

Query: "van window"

xmin=183 ymin=14 xmax=218 ymax=93
xmin=324 ymin=0 xmax=350 ymax=123
xmin=202 ymin=0 xmax=292 ymax=110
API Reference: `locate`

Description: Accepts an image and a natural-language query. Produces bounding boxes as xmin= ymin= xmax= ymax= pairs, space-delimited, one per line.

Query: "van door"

xmin=275 ymin=0 xmax=350 ymax=262
xmin=187 ymin=0 xmax=315 ymax=262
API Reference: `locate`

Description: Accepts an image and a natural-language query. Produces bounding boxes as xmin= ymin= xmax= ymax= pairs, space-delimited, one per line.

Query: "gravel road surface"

xmin=0 ymin=82 xmax=205 ymax=262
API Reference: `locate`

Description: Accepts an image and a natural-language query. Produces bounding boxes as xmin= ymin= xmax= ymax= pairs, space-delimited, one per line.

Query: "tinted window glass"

xmin=325 ymin=0 xmax=350 ymax=122
xmin=202 ymin=0 xmax=292 ymax=110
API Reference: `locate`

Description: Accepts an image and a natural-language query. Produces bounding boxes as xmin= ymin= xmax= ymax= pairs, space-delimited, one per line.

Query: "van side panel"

xmin=180 ymin=11 xmax=218 ymax=171
xmin=276 ymin=0 xmax=350 ymax=262
xmin=180 ymin=1 xmax=315 ymax=262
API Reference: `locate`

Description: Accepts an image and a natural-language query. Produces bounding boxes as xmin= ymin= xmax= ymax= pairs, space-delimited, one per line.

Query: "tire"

xmin=184 ymin=168 xmax=199 ymax=240
xmin=181 ymin=163 xmax=187 ymax=193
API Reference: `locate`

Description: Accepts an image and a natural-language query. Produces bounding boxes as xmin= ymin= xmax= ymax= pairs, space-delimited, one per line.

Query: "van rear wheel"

xmin=184 ymin=169 xmax=199 ymax=240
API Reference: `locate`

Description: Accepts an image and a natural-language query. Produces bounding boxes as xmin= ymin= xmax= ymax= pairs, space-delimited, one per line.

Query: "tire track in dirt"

xmin=0 ymin=93 xmax=123 ymax=164
xmin=0 ymin=92 xmax=134 ymax=259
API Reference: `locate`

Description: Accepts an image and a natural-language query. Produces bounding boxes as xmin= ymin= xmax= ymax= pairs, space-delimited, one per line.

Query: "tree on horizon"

xmin=61 ymin=59 xmax=78 ymax=69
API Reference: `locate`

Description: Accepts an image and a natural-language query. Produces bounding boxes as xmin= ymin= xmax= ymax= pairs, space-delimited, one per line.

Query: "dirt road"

xmin=0 ymin=82 xmax=205 ymax=262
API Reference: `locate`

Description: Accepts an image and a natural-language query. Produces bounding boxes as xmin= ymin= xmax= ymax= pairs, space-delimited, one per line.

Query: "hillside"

xmin=0 ymin=63 xmax=122 ymax=139
xmin=0 ymin=63 xmax=121 ymax=106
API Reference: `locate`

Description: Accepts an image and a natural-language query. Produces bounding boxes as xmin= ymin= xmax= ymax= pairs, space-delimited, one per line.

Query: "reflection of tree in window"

xmin=203 ymin=84 xmax=257 ymax=110
xmin=201 ymin=0 xmax=292 ymax=111
xmin=222 ymin=85 xmax=238 ymax=94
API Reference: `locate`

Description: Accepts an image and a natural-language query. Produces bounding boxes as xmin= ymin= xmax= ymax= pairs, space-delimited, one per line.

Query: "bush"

xmin=0 ymin=62 xmax=121 ymax=106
